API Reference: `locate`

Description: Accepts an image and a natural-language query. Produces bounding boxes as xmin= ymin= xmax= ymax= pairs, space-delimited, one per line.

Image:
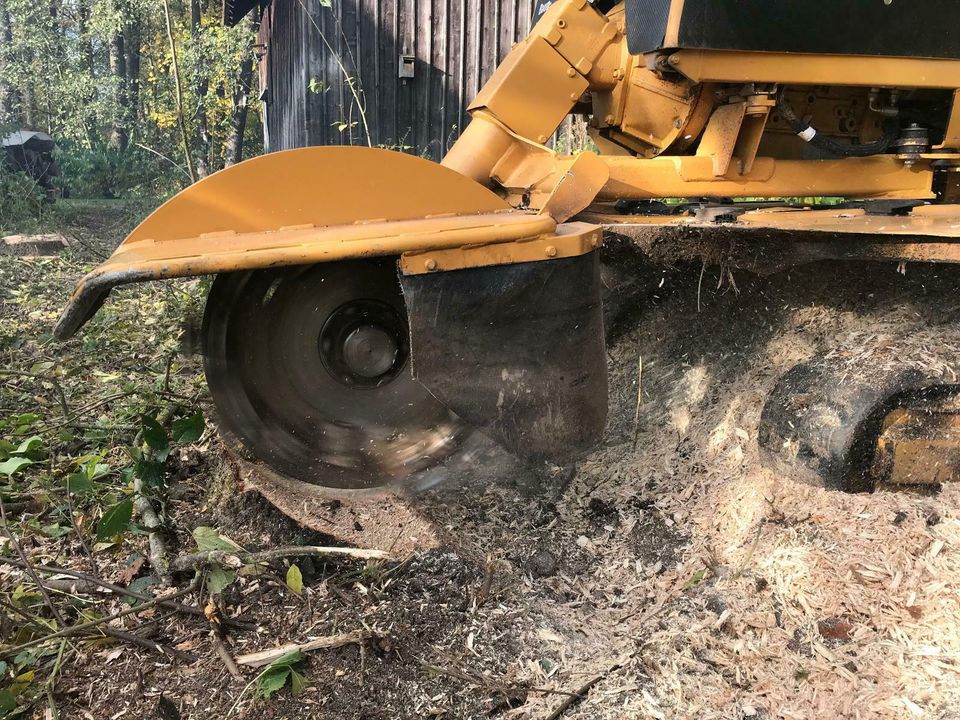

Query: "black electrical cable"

xmin=776 ymin=88 xmax=897 ymax=157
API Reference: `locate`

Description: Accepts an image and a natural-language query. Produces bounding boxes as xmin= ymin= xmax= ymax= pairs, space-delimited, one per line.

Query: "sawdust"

xmin=482 ymin=257 xmax=960 ymax=719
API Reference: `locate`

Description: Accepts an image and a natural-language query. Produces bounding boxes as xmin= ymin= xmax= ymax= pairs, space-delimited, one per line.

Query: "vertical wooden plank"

xmin=425 ymin=0 xmax=446 ymax=158
xmin=342 ymin=0 xmax=361 ymax=145
xmin=492 ymin=0 xmax=501 ymax=64
xmin=300 ymin=0 xmax=312 ymax=148
xmin=443 ymin=0 xmax=461 ymax=148
xmin=453 ymin=0 xmax=469 ymax=133
xmin=369 ymin=0 xmax=380 ymax=145
xmin=377 ymin=0 xmax=397 ymax=147
xmin=414 ymin=0 xmax=431 ymax=155
xmin=398 ymin=0 xmax=415 ymax=149
xmin=324 ymin=0 xmax=340 ymax=148
xmin=480 ymin=0 xmax=493 ymax=86
xmin=304 ymin=0 xmax=319 ymax=148
xmin=471 ymin=0 xmax=482 ymax=99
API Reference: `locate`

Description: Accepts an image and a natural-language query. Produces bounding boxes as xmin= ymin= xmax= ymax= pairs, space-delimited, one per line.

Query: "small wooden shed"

xmin=225 ymin=0 xmax=538 ymax=159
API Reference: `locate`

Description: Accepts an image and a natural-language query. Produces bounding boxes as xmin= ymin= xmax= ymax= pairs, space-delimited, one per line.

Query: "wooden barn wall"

xmin=260 ymin=0 xmax=537 ymax=159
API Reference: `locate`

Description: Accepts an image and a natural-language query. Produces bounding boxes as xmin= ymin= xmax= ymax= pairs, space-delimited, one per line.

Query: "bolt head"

xmin=424 ymin=258 xmax=437 ymax=271
xmin=545 ymin=245 xmax=558 ymax=257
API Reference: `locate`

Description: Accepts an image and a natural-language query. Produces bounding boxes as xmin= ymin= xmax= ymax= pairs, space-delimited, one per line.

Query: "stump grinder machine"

xmin=56 ymin=0 xmax=960 ymax=496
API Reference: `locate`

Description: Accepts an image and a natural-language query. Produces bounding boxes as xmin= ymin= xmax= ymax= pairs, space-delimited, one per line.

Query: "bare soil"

xmin=4 ymin=203 xmax=960 ymax=719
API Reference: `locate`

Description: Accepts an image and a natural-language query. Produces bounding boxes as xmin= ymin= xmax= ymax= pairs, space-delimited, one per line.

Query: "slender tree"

xmin=191 ymin=0 xmax=209 ymax=177
xmin=224 ymin=15 xmax=257 ymax=166
xmin=125 ymin=16 xmax=142 ymax=125
xmin=0 ymin=0 xmax=14 ymax=121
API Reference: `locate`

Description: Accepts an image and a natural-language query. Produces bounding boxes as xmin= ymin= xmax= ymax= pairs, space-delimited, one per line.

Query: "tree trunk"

xmin=191 ymin=0 xmax=209 ymax=177
xmin=21 ymin=47 xmax=35 ymax=128
xmin=125 ymin=18 xmax=142 ymax=125
xmin=224 ymin=18 xmax=256 ymax=167
xmin=77 ymin=0 xmax=98 ymax=146
xmin=108 ymin=31 xmax=128 ymax=150
xmin=0 ymin=0 xmax=14 ymax=121
xmin=77 ymin=0 xmax=94 ymax=80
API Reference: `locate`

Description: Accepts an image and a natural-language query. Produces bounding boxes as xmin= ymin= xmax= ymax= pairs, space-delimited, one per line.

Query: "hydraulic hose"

xmin=776 ymin=88 xmax=897 ymax=157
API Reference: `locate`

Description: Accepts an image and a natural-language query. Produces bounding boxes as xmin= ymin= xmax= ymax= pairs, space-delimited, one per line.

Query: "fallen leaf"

xmin=817 ymin=617 xmax=853 ymax=642
xmin=118 ymin=556 xmax=146 ymax=586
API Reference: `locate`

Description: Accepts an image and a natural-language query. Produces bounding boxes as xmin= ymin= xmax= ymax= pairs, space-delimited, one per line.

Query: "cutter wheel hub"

xmin=202 ymin=259 xmax=468 ymax=491
xmin=319 ymin=300 xmax=405 ymax=385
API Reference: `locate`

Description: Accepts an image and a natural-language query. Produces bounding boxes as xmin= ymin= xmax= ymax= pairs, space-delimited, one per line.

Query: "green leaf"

xmin=10 ymin=669 xmax=34 ymax=694
xmin=0 ymin=689 xmax=14 ymax=713
xmin=268 ymin=650 xmax=304 ymax=669
xmin=289 ymin=669 xmax=308 ymax=695
xmin=124 ymin=575 xmax=157 ymax=605
xmin=256 ymin=666 xmax=291 ymax=699
xmin=10 ymin=414 xmax=39 ymax=431
xmin=193 ymin=526 xmax=242 ymax=553
xmin=84 ymin=455 xmax=110 ymax=481
xmin=65 ymin=472 xmax=94 ymax=495
xmin=0 ymin=660 xmax=7 ymax=676
xmin=206 ymin=565 xmax=236 ymax=595
xmin=682 ymin=568 xmax=707 ymax=590
xmin=171 ymin=413 xmax=204 ymax=444
xmin=286 ymin=564 xmax=303 ymax=595
xmin=28 ymin=361 xmax=53 ymax=375
xmin=134 ymin=459 xmax=164 ymax=486
xmin=96 ymin=498 xmax=133 ymax=539
xmin=0 ymin=457 xmax=31 ymax=477
xmin=141 ymin=415 xmax=168 ymax=456
xmin=13 ymin=436 xmax=43 ymax=459
xmin=41 ymin=523 xmax=71 ymax=539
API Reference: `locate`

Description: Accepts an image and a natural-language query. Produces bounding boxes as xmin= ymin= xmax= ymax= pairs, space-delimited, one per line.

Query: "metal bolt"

xmin=566 ymin=67 xmax=576 ymax=78
xmin=545 ymin=245 xmax=558 ymax=257
xmin=424 ymin=258 xmax=437 ymax=271
xmin=668 ymin=55 xmax=680 ymax=65
xmin=557 ymin=18 xmax=566 ymax=28
xmin=537 ymin=134 xmax=548 ymax=143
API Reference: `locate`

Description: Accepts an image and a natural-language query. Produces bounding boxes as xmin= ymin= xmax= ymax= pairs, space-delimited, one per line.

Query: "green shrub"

xmin=56 ymin=141 xmax=180 ymax=199
xmin=0 ymin=165 xmax=45 ymax=233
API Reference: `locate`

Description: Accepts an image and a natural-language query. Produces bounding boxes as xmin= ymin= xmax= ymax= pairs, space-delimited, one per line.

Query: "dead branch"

xmin=134 ymin=405 xmax=175 ymax=585
xmin=235 ymin=630 xmax=375 ymax=668
xmin=171 ymin=545 xmax=388 ymax=572
xmin=0 ymin=558 xmax=257 ymax=631
xmin=134 ymin=475 xmax=171 ymax=584
xmin=0 ymin=577 xmax=201 ymax=658
xmin=101 ymin=626 xmax=196 ymax=664
xmin=543 ymin=673 xmax=608 ymax=720
xmin=0 ymin=495 xmax=67 ymax=626
xmin=211 ymin=631 xmax=243 ymax=679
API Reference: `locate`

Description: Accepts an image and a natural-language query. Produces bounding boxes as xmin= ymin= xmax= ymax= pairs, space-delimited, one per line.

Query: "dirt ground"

xmin=3 ymin=203 xmax=960 ymax=719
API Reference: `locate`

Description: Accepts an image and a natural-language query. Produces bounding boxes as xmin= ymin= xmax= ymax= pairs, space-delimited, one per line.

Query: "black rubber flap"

xmin=400 ymin=252 xmax=608 ymax=462
xmin=677 ymin=0 xmax=960 ymax=60
xmin=624 ymin=0 xmax=673 ymax=54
